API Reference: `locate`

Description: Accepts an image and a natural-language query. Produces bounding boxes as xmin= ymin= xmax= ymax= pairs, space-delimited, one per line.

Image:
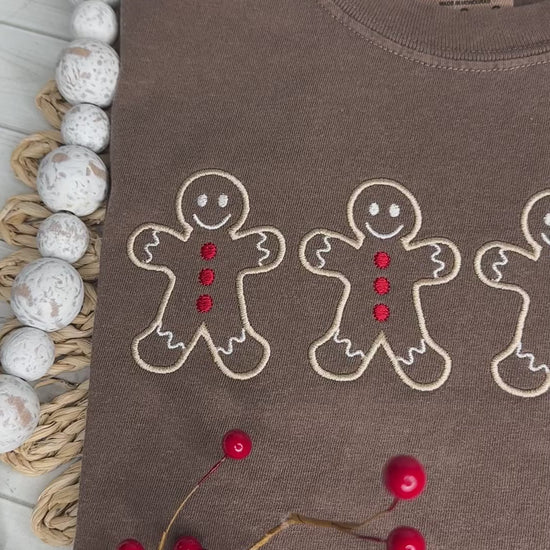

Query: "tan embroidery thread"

xmin=475 ymin=190 xmax=550 ymax=398
xmin=127 ymin=169 xmax=286 ymax=379
xmin=299 ymin=179 xmax=461 ymax=391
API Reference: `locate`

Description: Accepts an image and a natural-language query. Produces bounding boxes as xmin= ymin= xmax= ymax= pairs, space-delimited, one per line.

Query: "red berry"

xmin=199 ymin=268 xmax=215 ymax=286
xmin=222 ymin=429 xmax=252 ymax=460
xmin=383 ymin=455 xmax=426 ymax=500
xmin=386 ymin=527 xmax=425 ymax=550
xmin=374 ymin=277 xmax=390 ymax=295
xmin=117 ymin=540 xmax=145 ymax=550
xmin=200 ymin=242 xmax=217 ymax=260
xmin=174 ymin=536 xmax=203 ymax=550
xmin=196 ymin=294 xmax=213 ymax=312
xmin=374 ymin=251 xmax=391 ymax=269
xmin=373 ymin=303 xmax=390 ymax=322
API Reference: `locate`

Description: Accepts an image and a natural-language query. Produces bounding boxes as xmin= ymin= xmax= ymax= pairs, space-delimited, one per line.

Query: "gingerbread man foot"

xmin=394 ymin=339 xmax=451 ymax=390
xmin=490 ymin=343 xmax=550 ymax=398
xmin=133 ymin=324 xmax=187 ymax=372
xmin=311 ymin=330 xmax=366 ymax=377
xmin=213 ymin=328 xmax=268 ymax=378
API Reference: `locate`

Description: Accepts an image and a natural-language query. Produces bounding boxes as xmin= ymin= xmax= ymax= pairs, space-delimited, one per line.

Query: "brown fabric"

xmin=75 ymin=1 xmax=550 ymax=548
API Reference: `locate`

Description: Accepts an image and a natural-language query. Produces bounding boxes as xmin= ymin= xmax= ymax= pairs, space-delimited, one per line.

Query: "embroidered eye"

xmin=369 ymin=202 xmax=380 ymax=216
xmin=389 ymin=204 xmax=400 ymax=218
xmin=197 ymin=194 xmax=208 ymax=208
xmin=218 ymin=194 xmax=228 ymax=208
xmin=544 ymin=213 xmax=550 ymax=226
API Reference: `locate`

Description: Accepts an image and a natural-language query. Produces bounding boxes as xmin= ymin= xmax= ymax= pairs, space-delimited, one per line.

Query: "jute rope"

xmin=31 ymin=460 xmax=81 ymax=547
xmin=10 ymin=130 xmax=63 ymax=189
xmin=0 ymin=83 xmax=101 ymax=546
xmin=34 ymin=80 xmax=70 ymax=130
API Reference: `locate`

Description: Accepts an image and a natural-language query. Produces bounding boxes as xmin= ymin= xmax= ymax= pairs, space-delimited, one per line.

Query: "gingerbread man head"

xmin=348 ymin=180 xmax=421 ymax=242
xmin=522 ymin=190 xmax=550 ymax=250
xmin=176 ymin=170 xmax=250 ymax=233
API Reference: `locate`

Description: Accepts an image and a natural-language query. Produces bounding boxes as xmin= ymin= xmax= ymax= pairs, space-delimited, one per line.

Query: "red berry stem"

xmin=157 ymin=456 xmax=227 ymax=550
xmin=247 ymin=499 xmax=399 ymax=550
xmin=157 ymin=430 xmax=252 ymax=550
xmin=197 ymin=456 xmax=227 ymax=486
xmin=387 ymin=497 xmax=399 ymax=513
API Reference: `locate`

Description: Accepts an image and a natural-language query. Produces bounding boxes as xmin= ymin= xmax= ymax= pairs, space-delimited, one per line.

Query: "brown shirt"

xmin=75 ymin=1 xmax=550 ymax=548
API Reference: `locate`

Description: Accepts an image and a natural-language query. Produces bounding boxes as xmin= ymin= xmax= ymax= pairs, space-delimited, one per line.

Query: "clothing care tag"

xmin=426 ymin=0 xmax=515 ymax=8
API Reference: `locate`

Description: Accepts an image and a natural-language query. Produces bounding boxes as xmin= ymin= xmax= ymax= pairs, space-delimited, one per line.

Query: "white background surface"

xmin=0 ymin=2 xmax=75 ymax=548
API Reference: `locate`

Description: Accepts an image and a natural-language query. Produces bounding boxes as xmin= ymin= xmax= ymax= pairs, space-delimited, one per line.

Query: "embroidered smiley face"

xmin=350 ymin=182 xmax=417 ymax=241
xmin=194 ymin=192 xmax=230 ymax=230
xmin=178 ymin=172 xmax=246 ymax=232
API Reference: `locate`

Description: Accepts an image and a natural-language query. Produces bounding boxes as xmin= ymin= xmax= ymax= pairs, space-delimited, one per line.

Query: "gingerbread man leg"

xmin=132 ymin=284 xmax=202 ymax=373
xmin=391 ymin=329 xmax=451 ymax=391
xmin=133 ymin=319 xmax=198 ymax=374
xmin=492 ymin=308 xmax=550 ymax=397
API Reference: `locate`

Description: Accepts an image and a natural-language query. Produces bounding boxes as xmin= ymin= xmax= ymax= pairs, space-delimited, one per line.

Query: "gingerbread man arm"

xmin=233 ymin=227 xmax=286 ymax=272
xmin=475 ymin=242 xmax=534 ymax=288
xmin=127 ymin=223 xmax=189 ymax=271
xmin=406 ymin=238 xmax=461 ymax=283
xmin=299 ymin=229 xmax=358 ymax=276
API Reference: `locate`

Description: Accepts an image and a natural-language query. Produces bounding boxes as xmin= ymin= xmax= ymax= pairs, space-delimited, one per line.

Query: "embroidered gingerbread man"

xmin=475 ymin=190 xmax=550 ymax=398
xmin=127 ymin=169 xmax=286 ymax=379
xmin=299 ymin=179 xmax=461 ymax=391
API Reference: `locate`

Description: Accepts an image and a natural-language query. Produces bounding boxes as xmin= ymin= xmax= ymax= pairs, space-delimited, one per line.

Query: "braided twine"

xmin=1 ymin=82 xmax=99 ymax=546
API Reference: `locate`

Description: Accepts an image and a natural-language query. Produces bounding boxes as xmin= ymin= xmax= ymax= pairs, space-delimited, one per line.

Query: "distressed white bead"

xmin=56 ymin=39 xmax=119 ymax=107
xmin=11 ymin=258 xmax=84 ymax=333
xmin=0 ymin=374 xmax=40 ymax=453
xmin=0 ymin=328 xmax=55 ymax=382
xmin=70 ymin=0 xmax=120 ymax=6
xmin=71 ymin=1 xmax=118 ymax=45
xmin=37 ymin=213 xmax=90 ymax=264
xmin=36 ymin=145 xmax=108 ymax=216
xmin=61 ymin=103 xmax=110 ymax=153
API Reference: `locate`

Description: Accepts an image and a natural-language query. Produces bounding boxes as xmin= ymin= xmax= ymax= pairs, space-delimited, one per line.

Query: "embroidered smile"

xmin=541 ymin=232 xmax=550 ymax=246
xmin=365 ymin=222 xmax=404 ymax=240
xmin=193 ymin=213 xmax=231 ymax=230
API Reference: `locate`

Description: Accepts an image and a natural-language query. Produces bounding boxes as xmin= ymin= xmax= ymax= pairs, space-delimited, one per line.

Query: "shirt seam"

xmin=316 ymin=0 xmax=550 ymax=72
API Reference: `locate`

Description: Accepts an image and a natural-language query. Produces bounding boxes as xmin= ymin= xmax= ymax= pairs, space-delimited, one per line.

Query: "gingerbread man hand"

xmin=127 ymin=170 xmax=286 ymax=379
xmin=475 ymin=190 xmax=550 ymax=397
xmin=300 ymin=179 xmax=461 ymax=391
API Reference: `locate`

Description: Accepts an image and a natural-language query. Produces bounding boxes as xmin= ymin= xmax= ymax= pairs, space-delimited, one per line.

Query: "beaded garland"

xmin=1 ymin=0 xmax=119 ymax=463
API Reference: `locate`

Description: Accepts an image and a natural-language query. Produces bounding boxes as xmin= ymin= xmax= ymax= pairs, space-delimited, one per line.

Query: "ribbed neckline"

xmin=319 ymin=0 xmax=550 ymax=69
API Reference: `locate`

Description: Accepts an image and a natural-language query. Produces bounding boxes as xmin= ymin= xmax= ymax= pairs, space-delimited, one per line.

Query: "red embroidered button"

xmin=201 ymin=242 xmax=217 ymax=260
xmin=374 ymin=277 xmax=390 ymax=295
xmin=374 ymin=251 xmax=390 ymax=269
xmin=196 ymin=294 xmax=213 ymax=312
xmin=199 ymin=268 xmax=215 ymax=286
xmin=373 ymin=303 xmax=390 ymax=322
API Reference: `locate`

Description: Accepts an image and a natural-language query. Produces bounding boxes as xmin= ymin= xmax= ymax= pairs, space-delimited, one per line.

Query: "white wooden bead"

xmin=70 ymin=0 xmax=120 ymax=6
xmin=36 ymin=145 xmax=108 ymax=216
xmin=71 ymin=1 xmax=118 ymax=45
xmin=37 ymin=213 xmax=90 ymax=264
xmin=61 ymin=104 xmax=110 ymax=153
xmin=56 ymin=39 xmax=119 ymax=107
xmin=0 ymin=374 xmax=40 ymax=453
xmin=0 ymin=328 xmax=55 ymax=382
xmin=11 ymin=258 xmax=84 ymax=333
